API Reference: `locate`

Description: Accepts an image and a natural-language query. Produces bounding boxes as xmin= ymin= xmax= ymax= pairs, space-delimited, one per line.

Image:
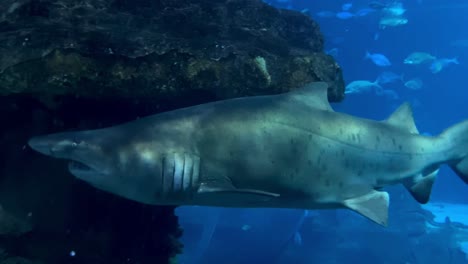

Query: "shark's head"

xmin=28 ymin=130 xmax=117 ymax=190
xmin=28 ymin=128 xmax=177 ymax=205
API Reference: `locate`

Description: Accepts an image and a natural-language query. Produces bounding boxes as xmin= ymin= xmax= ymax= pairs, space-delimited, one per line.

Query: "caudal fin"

xmin=451 ymin=157 xmax=468 ymax=184
xmin=439 ymin=120 xmax=468 ymax=183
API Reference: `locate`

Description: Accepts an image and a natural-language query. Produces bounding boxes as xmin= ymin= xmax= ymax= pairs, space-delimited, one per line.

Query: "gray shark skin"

xmin=28 ymin=82 xmax=468 ymax=226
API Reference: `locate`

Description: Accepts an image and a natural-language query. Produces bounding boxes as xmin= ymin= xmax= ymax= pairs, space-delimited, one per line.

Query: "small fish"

xmin=342 ymin=3 xmax=353 ymax=11
xmin=383 ymin=2 xmax=406 ymax=16
xmin=345 ymin=80 xmax=382 ymax=94
xmin=326 ymin=48 xmax=339 ymax=58
xmin=377 ymin=71 xmax=404 ymax=84
xmin=369 ymin=1 xmax=387 ymax=10
xmin=365 ymin=51 xmax=391 ymax=67
xmin=430 ymin=58 xmax=459 ymax=73
xmin=404 ymin=78 xmax=423 ymax=90
xmin=404 ymin=52 xmax=436 ymax=65
xmin=374 ymin=32 xmax=380 ymax=40
xmin=356 ymin=8 xmax=376 ymax=17
xmin=336 ymin=11 xmax=355 ymax=19
xmin=293 ymin=232 xmax=303 ymax=246
xmin=379 ymin=16 xmax=408 ymax=28
xmin=316 ymin=11 xmax=335 ymax=18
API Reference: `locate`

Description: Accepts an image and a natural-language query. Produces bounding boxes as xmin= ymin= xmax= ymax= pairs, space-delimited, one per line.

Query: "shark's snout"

xmin=28 ymin=133 xmax=84 ymax=161
xmin=28 ymin=132 xmax=111 ymax=180
xmin=28 ymin=136 xmax=54 ymax=156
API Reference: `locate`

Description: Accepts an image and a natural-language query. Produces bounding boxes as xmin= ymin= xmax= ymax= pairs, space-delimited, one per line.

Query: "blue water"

xmin=177 ymin=1 xmax=468 ymax=263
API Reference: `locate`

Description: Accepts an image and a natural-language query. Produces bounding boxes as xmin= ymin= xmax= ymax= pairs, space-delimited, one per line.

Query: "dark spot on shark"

xmin=339 ymin=128 xmax=344 ymax=135
xmin=325 ymin=179 xmax=331 ymax=187
xmin=357 ymin=170 xmax=363 ymax=176
xmin=344 ymin=159 xmax=350 ymax=168
xmin=398 ymin=145 xmax=402 ymax=151
xmin=316 ymin=173 xmax=322 ymax=180
xmin=308 ymin=134 xmax=312 ymax=141
xmin=338 ymin=181 xmax=343 ymax=188
xmin=290 ymin=141 xmax=299 ymax=154
xmin=376 ymin=135 xmax=380 ymax=143
xmin=307 ymin=159 xmax=312 ymax=165
xmin=357 ymin=134 xmax=361 ymax=143
xmin=351 ymin=134 xmax=356 ymax=141
xmin=392 ymin=138 xmax=396 ymax=146
xmin=321 ymin=163 xmax=328 ymax=172
xmin=340 ymin=149 xmax=345 ymax=156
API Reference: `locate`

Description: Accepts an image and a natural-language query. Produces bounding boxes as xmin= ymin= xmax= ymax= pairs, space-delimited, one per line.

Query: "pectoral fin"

xmin=197 ymin=179 xmax=280 ymax=204
xmin=343 ymin=190 xmax=389 ymax=227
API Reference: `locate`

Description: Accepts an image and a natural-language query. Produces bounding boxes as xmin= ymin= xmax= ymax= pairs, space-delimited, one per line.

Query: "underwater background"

xmin=178 ymin=0 xmax=468 ymax=263
xmin=0 ymin=0 xmax=467 ymax=263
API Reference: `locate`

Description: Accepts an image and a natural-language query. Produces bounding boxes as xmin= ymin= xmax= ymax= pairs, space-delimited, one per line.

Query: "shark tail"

xmin=452 ymin=157 xmax=468 ymax=183
xmin=441 ymin=120 xmax=468 ymax=184
xmin=403 ymin=120 xmax=468 ymax=204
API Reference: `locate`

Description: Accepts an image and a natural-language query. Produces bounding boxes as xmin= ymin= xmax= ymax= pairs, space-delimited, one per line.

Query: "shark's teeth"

xmin=69 ymin=161 xmax=93 ymax=172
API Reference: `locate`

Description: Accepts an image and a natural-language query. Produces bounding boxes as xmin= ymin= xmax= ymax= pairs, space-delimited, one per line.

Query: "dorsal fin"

xmin=384 ymin=102 xmax=419 ymax=134
xmin=289 ymin=82 xmax=333 ymax=111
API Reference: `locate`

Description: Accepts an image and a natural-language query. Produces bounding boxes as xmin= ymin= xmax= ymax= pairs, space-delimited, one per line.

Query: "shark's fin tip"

xmin=404 ymin=169 xmax=438 ymax=204
xmin=385 ymin=102 xmax=419 ymax=134
xmin=344 ymin=190 xmax=389 ymax=227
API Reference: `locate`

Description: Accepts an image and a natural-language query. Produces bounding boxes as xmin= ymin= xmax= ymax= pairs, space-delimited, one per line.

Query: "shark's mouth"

xmin=68 ymin=161 xmax=95 ymax=174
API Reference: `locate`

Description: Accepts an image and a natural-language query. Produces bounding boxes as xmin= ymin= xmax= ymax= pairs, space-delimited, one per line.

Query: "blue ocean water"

xmin=177 ymin=1 xmax=468 ymax=263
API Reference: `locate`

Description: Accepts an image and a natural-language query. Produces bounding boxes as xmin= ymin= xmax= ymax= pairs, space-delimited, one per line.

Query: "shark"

xmin=28 ymin=82 xmax=468 ymax=226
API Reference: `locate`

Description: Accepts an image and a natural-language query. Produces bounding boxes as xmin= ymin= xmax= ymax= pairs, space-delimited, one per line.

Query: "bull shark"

xmin=28 ymin=82 xmax=468 ymax=226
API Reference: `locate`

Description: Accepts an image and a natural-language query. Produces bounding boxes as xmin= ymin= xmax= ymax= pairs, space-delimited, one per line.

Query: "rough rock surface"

xmin=0 ymin=0 xmax=344 ymax=105
xmin=0 ymin=0 xmax=345 ymax=263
